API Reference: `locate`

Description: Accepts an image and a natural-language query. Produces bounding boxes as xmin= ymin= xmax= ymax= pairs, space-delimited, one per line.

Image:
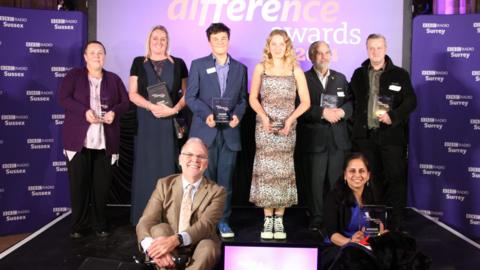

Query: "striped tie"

xmin=178 ymin=184 xmax=193 ymax=232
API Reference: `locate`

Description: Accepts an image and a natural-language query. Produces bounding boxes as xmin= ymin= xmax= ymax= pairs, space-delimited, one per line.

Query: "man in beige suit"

xmin=136 ymin=137 xmax=226 ymax=269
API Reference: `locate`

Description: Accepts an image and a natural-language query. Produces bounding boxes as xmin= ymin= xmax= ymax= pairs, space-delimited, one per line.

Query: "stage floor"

xmin=0 ymin=206 xmax=479 ymax=269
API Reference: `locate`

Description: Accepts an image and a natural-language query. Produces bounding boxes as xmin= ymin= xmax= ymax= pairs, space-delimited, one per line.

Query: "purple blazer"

xmin=58 ymin=67 xmax=129 ymax=155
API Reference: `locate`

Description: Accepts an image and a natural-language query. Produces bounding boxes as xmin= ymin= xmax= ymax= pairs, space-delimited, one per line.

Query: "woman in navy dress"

xmin=128 ymin=25 xmax=188 ymax=224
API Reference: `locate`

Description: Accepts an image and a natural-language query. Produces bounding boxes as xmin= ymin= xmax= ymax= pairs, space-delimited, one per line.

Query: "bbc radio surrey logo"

xmin=445 ymin=94 xmax=472 ymax=107
xmin=468 ymin=167 xmax=480 ymax=179
xmin=51 ymin=66 xmax=72 ymax=78
xmin=26 ymin=138 xmax=54 ymax=150
xmin=0 ymin=65 xmax=28 ymax=77
xmin=25 ymin=41 xmax=53 ymax=54
xmin=446 ymin=46 xmax=474 ymax=59
xmin=444 ymin=141 xmax=471 ymax=155
xmin=420 ymin=117 xmax=447 ymax=130
xmin=470 ymin=119 xmax=480 ymax=130
xmin=472 ymin=70 xmax=480 ymax=82
xmin=422 ymin=22 xmax=449 ymax=35
xmin=421 ymin=70 xmax=447 ymax=83
xmin=26 ymin=89 xmax=54 ymax=102
xmin=50 ymin=18 xmax=78 ymax=30
xmin=0 ymin=15 xmax=27 ymax=28
xmin=442 ymin=188 xmax=469 ymax=202
xmin=419 ymin=163 xmax=445 ymax=177
xmin=1 ymin=114 xmax=28 ymax=126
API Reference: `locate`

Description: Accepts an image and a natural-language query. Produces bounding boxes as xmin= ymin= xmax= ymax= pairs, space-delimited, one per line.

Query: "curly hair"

xmin=262 ymin=29 xmax=297 ymax=70
xmin=144 ymin=25 xmax=169 ymax=61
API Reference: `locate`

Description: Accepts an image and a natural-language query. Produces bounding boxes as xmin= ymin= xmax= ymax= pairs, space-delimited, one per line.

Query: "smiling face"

xmin=84 ymin=43 xmax=105 ymax=72
xmin=149 ymin=29 xmax=168 ymax=57
xmin=208 ymin=31 xmax=229 ymax=57
xmin=269 ymin=34 xmax=287 ymax=60
xmin=344 ymin=158 xmax=371 ymax=192
xmin=313 ymin=42 xmax=331 ymax=71
xmin=179 ymin=139 xmax=209 ymax=183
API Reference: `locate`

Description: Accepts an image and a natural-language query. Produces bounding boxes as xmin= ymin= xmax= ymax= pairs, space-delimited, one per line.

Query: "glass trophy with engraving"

xmin=99 ymin=97 xmax=110 ymax=122
xmin=373 ymin=95 xmax=392 ymax=117
xmin=212 ymin=97 xmax=231 ymax=123
xmin=359 ymin=205 xmax=388 ymax=237
xmin=320 ymin=93 xmax=338 ymax=108
xmin=147 ymin=81 xmax=173 ymax=107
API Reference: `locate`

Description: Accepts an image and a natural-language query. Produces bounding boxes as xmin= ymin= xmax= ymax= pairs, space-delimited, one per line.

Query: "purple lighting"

xmin=224 ymin=246 xmax=318 ymax=270
xmin=433 ymin=0 xmax=477 ymax=14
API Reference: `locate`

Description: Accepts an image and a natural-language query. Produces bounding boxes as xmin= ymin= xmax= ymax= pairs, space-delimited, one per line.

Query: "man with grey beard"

xmin=296 ymin=41 xmax=352 ymax=232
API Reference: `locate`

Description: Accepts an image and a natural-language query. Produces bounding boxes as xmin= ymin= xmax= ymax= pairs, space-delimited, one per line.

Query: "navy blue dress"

xmin=130 ymin=57 xmax=187 ymax=224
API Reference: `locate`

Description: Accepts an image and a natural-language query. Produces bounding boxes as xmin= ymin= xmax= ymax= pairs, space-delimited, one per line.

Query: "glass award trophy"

xmin=147 ymin=81 xmax=173 ymax=107
xmin=271 ymin=118 xmax=284 ymax=134
xmin=99 ymin=97 xmax=109 ymax=121
xmin=359 ymin=205 xmax=387 ymax=237
xmin=373 ymin=95 xmax=392 ymax=117
xmin=212 ymin=97 xmax=231 ymax=123
xmin=320 ymin=93 xmax=338 ymax=108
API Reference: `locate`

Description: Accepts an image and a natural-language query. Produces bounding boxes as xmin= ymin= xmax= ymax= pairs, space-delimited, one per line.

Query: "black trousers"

xmin=67 ymin=148 xmax=112 ymax=232
xmin=353 ymin=130 xmax=407 ymax=229
xmin=297 ymin=147 xmax=346 ymax=225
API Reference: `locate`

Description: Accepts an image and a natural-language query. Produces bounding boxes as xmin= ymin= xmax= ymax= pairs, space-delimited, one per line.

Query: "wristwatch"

xmin=176 ymin=233 xmax=183 ymax=247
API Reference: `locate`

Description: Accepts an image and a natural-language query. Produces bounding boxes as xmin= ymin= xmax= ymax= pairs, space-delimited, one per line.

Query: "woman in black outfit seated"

xmin=321 ymin=152 xmax=380 ymax=269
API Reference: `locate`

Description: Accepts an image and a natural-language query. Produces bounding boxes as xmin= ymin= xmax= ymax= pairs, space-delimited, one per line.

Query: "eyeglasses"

xmin=181 ymin=152 xmax=208 ymax=161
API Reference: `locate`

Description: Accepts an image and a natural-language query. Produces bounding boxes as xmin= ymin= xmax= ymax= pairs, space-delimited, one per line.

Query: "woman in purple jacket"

xmin=58 ymin=41 xmax=129 ymax=238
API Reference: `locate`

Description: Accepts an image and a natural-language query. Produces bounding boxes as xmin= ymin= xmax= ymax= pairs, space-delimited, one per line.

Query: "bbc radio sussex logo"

xmin=26 ymin=138 xmax=54 ymax=150
xmin=422 ymin=22 xmax=449 ymax=35
xmin=445 ymin=94 xmax=472 ymax=107
xmin=26 ymin=89 xmax=54 ymax=102
xmin=52 ymin=160 xmax=67 ymax=172
xmin=2 ymin=162 xmax=29 ymax=175
xmin=25 ymin=41 xmax=53 ymax=54
xmin=1 ymin=114 xmax=28 ymax=126
xmin=419 ymin=163 xmax=445 ymax=177
xmin=420 ymin=70 xmax=447 ymax=83
xmin=470 ymin=119 xmax=480 ymax=130
xmin=53 ymin=207 xmax=70 ymax=216
xmin=444 ymin=141 xmax=470 ymax=155
xmin=0 ymin=15 xmax=27 ymax=28
xmin=420 ymin=117 xmax=447 ymax=130
xmin=50 ymin=18 xmax=78 ymax=30
xmin=27 ymin=185 xmax=54 ymax=197
xmin=0 ymin=65 xmax=28 ymax=77
xmin=51 ymin=66 xmax=72 ymax=78
xmin=446 ymin=46 xmax=474 ymax=59
xmin=51 ymin=114 xmax=65 ymax=125
xmin=442 ymin=188 xmax=468 ymax=202
xmin=3 ymin=209 xmax=30 ymax=222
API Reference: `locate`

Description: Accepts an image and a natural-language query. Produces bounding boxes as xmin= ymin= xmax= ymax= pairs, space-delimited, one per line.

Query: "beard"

xmin=314 ymin=61 xmax=329 ymax=71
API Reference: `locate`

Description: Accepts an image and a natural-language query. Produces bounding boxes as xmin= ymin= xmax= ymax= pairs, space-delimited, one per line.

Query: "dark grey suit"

xmin=296 ymin=67 xmax=352 ymax=226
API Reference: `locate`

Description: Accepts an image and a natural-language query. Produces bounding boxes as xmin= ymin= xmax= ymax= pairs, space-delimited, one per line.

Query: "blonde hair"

xmin=262 ymin=29 xmax=297 ymax=70
xmin=144 ymin=25 xmax=169 ymax=62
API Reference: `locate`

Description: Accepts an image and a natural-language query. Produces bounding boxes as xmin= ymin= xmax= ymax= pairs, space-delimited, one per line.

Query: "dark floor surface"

xmin=0 ymin=206 xmax=479 ymax=269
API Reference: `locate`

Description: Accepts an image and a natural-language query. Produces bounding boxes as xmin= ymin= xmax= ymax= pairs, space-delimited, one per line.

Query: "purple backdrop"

xmin=0 ymin=7 xmax=86 ymax=235
xmin=408 ymin=14 xmax=480 ymax=238
xmin=97 ymin=0 xmax=405 ymax=85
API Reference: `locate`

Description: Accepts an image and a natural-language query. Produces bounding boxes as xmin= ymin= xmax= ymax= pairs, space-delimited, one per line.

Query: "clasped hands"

xmin=206 ymin=114 xmax=240 ymax=128
xmin=85 ymin=109 xmax=115 ymax=124
xmin=149 ymin=103 xmax=178 ymax=118
xmin=146 ymin=235 xmax=181 ymax=269
xmin=322 ymin=108 xmax=345 ymax=124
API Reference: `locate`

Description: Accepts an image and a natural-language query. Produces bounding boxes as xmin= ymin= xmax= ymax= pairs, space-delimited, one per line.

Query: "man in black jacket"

xmin=297 ymin=41 xmax=352 ymax=231
xmin=350 ymin=34 xmax=417 ymax=229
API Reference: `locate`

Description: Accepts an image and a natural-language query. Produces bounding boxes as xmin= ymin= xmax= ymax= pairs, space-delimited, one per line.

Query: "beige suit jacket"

xmin=136 ymin=174 xmax=226 ymax=246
